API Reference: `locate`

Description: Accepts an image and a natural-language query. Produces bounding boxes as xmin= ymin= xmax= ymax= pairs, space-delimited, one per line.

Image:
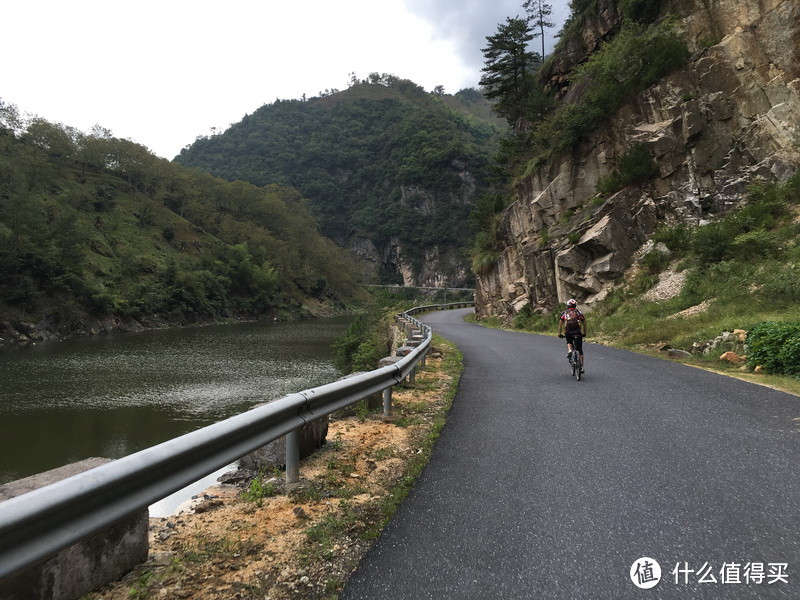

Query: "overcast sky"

xmin=2 ymin=1 xmax=570 ymax=159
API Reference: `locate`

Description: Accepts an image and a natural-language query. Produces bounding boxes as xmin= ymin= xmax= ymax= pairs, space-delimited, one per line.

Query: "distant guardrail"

xmin=0 ymin=302 xmax=474 ymax=582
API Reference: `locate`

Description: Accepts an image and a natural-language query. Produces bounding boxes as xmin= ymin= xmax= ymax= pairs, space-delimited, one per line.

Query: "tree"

xmin=480 ymin=17 xmax=541 ymax=126
xmin=523 ymin=0 xmax=555 ymax=59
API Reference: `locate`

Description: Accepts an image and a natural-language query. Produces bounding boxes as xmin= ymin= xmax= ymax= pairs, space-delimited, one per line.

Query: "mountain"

xmin=472 ymin=0 xmax=800 ymax=331
xmin=0 ymin=109 xmax=362 ymax=341
xmin=174 ymin=79 xmax=505 ymax=287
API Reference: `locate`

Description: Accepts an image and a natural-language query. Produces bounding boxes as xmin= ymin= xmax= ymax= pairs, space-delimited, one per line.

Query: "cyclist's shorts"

xmin=565 ymin=332 xmax=584 ymax=354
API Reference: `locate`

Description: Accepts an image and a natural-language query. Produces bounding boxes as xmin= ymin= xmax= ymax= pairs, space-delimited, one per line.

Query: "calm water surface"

xmin=0 ymin=316 xmax=352 ymax=485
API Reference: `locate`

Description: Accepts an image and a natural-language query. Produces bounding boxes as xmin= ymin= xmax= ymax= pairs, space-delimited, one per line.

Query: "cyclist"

xmin=558 ymin=299 xmax=586 ymax=374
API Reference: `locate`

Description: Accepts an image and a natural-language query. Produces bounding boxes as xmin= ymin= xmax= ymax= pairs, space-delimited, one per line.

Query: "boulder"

xmin=239 ymin=404 xmax=328 ymax=471
xmin=720 ymin=351 xmax=745 ymax=364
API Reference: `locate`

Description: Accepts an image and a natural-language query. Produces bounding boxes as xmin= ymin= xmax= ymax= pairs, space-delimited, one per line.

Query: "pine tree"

xmin=479 ymin=17 xmax=541 ymax=126
xmin=523 ymin=0 xmax=555 ymax=59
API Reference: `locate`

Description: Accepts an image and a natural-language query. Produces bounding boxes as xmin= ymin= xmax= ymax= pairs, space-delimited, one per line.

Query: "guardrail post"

xmin=285 ymin=429 xmax=300 ymax=484
xmin=383 ymin=386 xmax=392 ymax=417
xmin=409 ymin=365 xmax=416 ymax=385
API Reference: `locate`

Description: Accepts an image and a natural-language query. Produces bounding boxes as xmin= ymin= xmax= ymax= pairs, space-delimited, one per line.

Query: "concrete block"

xmin=0 ymin=459 xmax=148 ymax=600
xmin=239 ymin=411 xmax=329 ymax=471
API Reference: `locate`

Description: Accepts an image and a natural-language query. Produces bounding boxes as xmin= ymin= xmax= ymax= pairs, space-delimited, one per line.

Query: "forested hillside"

xmin=175 ymin=78 xmax=505 ymax=287
xmin=0 ymin=102 xmax=362 ymax=339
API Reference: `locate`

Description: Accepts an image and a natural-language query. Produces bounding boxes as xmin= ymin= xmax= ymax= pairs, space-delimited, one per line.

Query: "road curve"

xmin=342 ymin=308 xmax=799 ymax=599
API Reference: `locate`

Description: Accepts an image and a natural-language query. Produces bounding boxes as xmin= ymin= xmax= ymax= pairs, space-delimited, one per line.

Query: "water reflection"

xmin=0 ymin=317 xmax=352 ymax=484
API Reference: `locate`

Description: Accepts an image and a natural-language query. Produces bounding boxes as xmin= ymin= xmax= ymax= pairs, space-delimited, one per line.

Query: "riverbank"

xmin=0 ymin=298 xmax=351 ymax=349
xmin=86 ymin=335 xmax=462 ymax=600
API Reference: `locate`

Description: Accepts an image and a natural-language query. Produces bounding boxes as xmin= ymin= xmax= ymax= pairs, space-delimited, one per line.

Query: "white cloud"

xmin=2 ymin=0 xmax=569 ymax=159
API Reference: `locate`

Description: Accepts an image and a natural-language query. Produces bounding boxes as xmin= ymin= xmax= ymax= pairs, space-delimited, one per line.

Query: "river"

xmin=0 ymin=316 xmax=353 ymax=507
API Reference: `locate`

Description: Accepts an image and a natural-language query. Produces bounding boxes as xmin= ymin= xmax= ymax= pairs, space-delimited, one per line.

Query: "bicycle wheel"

xmin=573 ymin=350 xmax=581 ymax=381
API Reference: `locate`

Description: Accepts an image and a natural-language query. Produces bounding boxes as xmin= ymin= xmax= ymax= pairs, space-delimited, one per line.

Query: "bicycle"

xmin=559 ymin=333 xmax=584 ymax=381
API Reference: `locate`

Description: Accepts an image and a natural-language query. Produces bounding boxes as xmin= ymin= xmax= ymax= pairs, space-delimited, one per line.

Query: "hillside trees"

xmin=0 ymin=105 xmax=361 ymax=323
xmin=176 ymin=81 xmax=503 ymax=284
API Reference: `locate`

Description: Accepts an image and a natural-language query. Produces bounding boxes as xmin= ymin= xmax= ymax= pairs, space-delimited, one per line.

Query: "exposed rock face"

xmin=350 ymin=236 xmax=471 ymax=288
xmin=347 ymin=164 xmax=476 ymax=289
xmin=476 ymin=0 xmax=800 ymax=321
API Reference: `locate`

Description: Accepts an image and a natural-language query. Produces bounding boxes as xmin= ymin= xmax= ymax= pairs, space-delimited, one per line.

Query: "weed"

xmin=699 ymin=36 xmax=722 ymax=48
xmin=371 ymin=447 xmax=395 ymax=460
xmin=305 ymin=502 xmax=360 ymax=558
xmin=289 ymin=482 xmax=325 ymax=503
xmin=241 ymin=475 xmax=278 ymax=506
xmin=538 ymin=227 xmax=551 ymax=248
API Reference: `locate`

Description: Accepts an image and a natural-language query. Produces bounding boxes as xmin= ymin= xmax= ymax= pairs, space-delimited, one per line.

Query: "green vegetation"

xmin=469 ymin=193 xmax=508 ymax=274
xmin=533 ymin=18 xmax=689 ymax=163
xmin=589 ymin=175 xmax=800 ymax=355
xmin=596 ymin=143 xmax=660 ymax=195
xmin=241 ymin=470 xmax=280 ymax=506
xmin=480 ymin=17 xmax=542 ymax=126
xmin=471 ymin=8 xmax=690 ymax=272
xmin=332 ymin=309 xmax=394 ymax=375
xmin=175 ymin=79 xmax=503 ymax=284
xmin=0 ymin=101 xmax=362 ymax=325
xmin=490 ymin=175 xmax=800 ymax=383
xmin=746 ymin=322 xmax=800 ymax=376
xmin=331 ymin=286 xmax=472 ymax=374
xmin=618 ymin=0 xmax=662 ymax=23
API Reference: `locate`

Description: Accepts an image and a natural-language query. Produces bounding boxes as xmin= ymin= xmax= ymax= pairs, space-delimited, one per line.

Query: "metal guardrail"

xmin=0 ymin=302 xmax=473 ymax=582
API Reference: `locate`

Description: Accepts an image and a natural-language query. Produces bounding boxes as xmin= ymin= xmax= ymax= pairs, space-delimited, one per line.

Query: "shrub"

xmin=596 ymin=171 xmax=625 ymax=196
xmin=512 ymin=303 xmax=558 ymax=332
xmin=472 ymin=250 xmax=502 ymax=275
xmin=619 ymin=0 xmax=662 ymax=23
xmin=691 ymin=222 xmax=732 ymax=266
xmin=731 ymin=229 xmax=782 ymax=260
xmin=746 ymin=321 xmax=800 ymax=375
xmin=653 ymin=224 xmax=692 ymax=253
xmin=573 ymin=20 xmax=690 ymax=120
xmin=761 ymin=266 xmax=800 ymax=303
xmin=642 ymin=248 xmax=670 ymax=274
xmin=332 ymin=316 xmax=370 ymax=373
xmin=596 ymin=143 xmax=660 ymax=195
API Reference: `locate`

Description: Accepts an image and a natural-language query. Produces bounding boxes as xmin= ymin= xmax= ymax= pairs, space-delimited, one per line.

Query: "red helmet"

xmin=567 ymin=299 xmax=577 ymax=308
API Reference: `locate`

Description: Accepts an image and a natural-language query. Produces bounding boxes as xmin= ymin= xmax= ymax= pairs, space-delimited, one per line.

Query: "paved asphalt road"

xmin=342 ymin=308 xmax=799 ymax=599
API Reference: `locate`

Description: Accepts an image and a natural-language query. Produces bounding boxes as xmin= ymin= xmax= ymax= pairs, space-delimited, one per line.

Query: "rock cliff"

xmin=476 ymin=0 xmax=800 ymax=320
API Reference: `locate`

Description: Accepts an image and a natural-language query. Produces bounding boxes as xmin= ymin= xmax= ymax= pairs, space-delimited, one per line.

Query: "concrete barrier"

xmin=0 ymin=459 xmax=148 ymax=600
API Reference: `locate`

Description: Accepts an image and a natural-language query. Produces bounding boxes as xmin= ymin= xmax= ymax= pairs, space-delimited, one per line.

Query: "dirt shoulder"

xmin=87 ymin=336 xmax=462 ymax=600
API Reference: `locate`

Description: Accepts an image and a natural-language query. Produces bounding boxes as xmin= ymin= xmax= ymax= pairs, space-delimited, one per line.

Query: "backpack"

xmin=564 ymin=308 xmax=583 ymax=332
